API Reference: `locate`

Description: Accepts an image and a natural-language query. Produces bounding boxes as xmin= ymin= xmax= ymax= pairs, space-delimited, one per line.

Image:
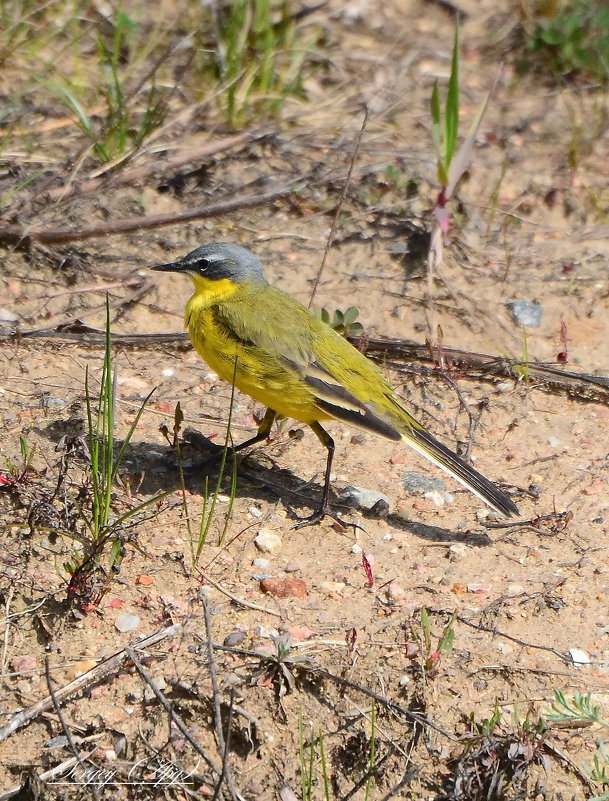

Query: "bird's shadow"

xmin=120 ymin=432 xmax=494 ymax=546
xmin=37 ymin=418 xmax=493 ymax=546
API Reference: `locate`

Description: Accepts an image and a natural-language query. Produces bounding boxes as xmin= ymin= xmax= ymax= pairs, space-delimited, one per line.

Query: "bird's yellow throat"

xmin=184 ymin=274 xmax=241 ymax=324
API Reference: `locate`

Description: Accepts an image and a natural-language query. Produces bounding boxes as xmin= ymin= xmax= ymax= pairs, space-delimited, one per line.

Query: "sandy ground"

xmin=1 ymin=1 xmax=609 ymax=799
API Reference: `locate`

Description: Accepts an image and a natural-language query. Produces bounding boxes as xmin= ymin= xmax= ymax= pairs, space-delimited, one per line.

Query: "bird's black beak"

xmin=151 ymin=260 xmax=185 ymax=273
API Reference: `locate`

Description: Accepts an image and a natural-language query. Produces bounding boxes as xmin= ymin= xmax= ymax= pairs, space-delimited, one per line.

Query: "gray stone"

xmin=506 ymin=300 xmax=543 ymax=328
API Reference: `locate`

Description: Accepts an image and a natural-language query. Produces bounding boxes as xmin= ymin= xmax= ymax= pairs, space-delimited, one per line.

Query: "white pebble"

xmin=254 ymin=530 xmax=282 ymax=554
xmin=254 ymin=625 xmax=278 ymax=639
xmin=115 ymin=613 xmax=140 ymax=632
xmin=569 ymin=648 xmax=590 ymax=666
xmin=252 ymin=558 xmax=270 ymax=570
xmin=248 ymin=506 xmax=263 ymax=518
xmin=548 ymin=436 xmax=560 ymax=448
xmin=350 ymin=543 xmax=363 ymax=554
xmin=424 ymin=490 xmax=445 ymax=506
xmin=162 ymin=368 xmax=174 ymax=377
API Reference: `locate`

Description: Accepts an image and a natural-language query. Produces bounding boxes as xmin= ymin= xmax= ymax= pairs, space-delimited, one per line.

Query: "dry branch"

xmin=37 ymin=134 xmax=252 ymax=203
xmin=0 ymin=623 xmax=181 ymax=743
xmin=6 ymin=326 xmax=609 ymax=406
xmin=0 ymin=183 xmax=299 ymax=246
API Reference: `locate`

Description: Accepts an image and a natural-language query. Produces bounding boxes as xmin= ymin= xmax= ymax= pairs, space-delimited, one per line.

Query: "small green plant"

xmin=251 ymin=633 xmax=310 ymax=698
xmin=65 ymin=298 xmax=168 ymax=608
xmin=407 ymin=608 xmax=456 ymax=677
xmin=443 ymin=704 xmax=546 ymax=799
xmin=299 ymin=714 xmax=332 ymax=801
xmin=364 ymin=701 xmax=377 ymax=801
xmin=0 ymin=435 xmax=37 ymax=486
xmin=429 ymin=26 xmax=493 ymax=232
xmin=512 ymin=327 xmax=531 ymax=381
xmin=92 ymin=8 xmax=166 ymax=162
xmin=298 ymin=702 xmax=377 ymax=801
xmin=212 ymin=0 xmax=315 ymax=125
xmin=589 ymin=743 xmax=609 ymax=800
xmin=526 ymin=1 xmax=609 ymax=82
xmin=546 ymin=689 xmax=609 ymax=800
xmin=12 ymin=3 xmax=169 ymax=165
xmin=548 ymin=689 xmax=609 ymax=727
xmin=318 ymin=307 xmax=364 ymax=337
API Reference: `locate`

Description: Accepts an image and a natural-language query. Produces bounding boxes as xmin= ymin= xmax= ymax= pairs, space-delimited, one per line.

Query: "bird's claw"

xmin=288 ymin=505 xmax=366 ymax=533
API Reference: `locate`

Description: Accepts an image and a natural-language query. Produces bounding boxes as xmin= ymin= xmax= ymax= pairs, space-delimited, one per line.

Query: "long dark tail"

xmin=403 ymin=426 xmax=519 ymax=517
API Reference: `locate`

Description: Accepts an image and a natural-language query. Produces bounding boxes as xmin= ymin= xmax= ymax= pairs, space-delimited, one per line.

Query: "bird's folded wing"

xmin=216 ymin=301 xmax=402 ymax=439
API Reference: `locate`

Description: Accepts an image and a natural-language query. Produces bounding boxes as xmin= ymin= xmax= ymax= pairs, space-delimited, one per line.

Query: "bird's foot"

xmin=288 ymin=505 xmax=366 ymax=533
xmin=183 ymin=427 xmax=229 ymax=460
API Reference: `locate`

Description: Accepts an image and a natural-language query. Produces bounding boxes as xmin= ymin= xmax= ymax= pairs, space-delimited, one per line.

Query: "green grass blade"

xmin=444 ymin=25 xmax=460 ymax=170
xmin=111 ymin=387 xmax=156 ymax=484
xmin=364 ymin=701 xmax=377 ymax=801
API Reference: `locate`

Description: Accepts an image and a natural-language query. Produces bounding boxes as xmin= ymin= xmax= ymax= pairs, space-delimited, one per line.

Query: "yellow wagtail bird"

xmin=152 ymin=242 xmax=519 ymax=527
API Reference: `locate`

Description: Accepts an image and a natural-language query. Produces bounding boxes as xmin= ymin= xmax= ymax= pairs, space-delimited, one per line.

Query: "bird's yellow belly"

xmin=188 ymin=312 xmax=329 ymax=425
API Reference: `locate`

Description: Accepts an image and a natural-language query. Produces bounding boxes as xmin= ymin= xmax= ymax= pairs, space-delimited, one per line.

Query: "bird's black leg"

xmin=291 ymin=422 xmax=363 ymax=531
xmin=233 ymin=408 xmax=277 ymax=452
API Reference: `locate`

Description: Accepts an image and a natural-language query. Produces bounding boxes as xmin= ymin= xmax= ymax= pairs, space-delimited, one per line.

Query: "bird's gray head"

xmin=151 ymin=242 xmax=267 ymax=284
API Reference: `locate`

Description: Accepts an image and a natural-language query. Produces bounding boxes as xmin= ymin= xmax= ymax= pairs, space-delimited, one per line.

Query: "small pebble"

xmin=254 ymin=530 xmax=282 ymax=554
xmin=0 ymin=307 xmax=18 ymax=322
xmin=424 ymin=490 xmax=445 ymax=506
xmin=569 ymin=648 xmax=590 ymax=666
xmin=65 ymin=659 xmax=97 ymax=681
xmin=548 ymin=436 xmax=560 ymax=447
xmin=339 ymin=485 xmax=390 ymax=511
xmin=224 ymin=631 xmax=246 ymax=647
xmin=318 ymin=581 xmax=346 ymax=596
xmin=144 ymin=676 xmax=167 ymax=701
xmin=115 ymin=613 xmax=140 ymax=632
xmin=351 ymin=543 xmax=363 ymax=554
xmin=161 ymin=368 xmax=174 ymax=377
xmin=10 ymin=655 xmax=37 ymax=673
xmin=252 ymin=558 xmax=270 ymax=570
xmin=386 ymin=583 xmax=407 ymax=603
xmin=248 ymin=506 xmax=263 ymax=518
xmin=284 ymin=625 xmax=317 ymax=641
xmin=448 ymin=543 xmax=469 ymax=562
xmin=44 ymin=736 xmax=71 ymax=749
xmin=506 ymin=300 xmax=543 ymax=328
xmin=403 ymin=472 xmax=446 ymax=494
xmin=259 ymin=577 xmax=308 ymax=599
xmin=284 ymin=561 xmax=303 ymax=573
xmin=254 ymin=625 xmax=278 ymax=639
